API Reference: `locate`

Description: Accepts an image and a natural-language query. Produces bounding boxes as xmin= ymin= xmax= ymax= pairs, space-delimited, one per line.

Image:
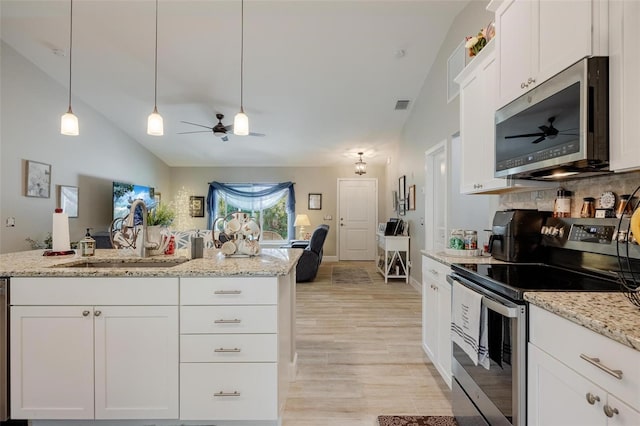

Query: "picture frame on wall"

xmin=189 ymin=196 xmax=205 ymax=218
xmin=58 ymin=185 xmax=79 ymax=218
xmin=408 ymin=184 xmax=416 ymax=211
xmin=398 ymin=175 xmax=406 ymax=213
xmin=308 ymin=193 xmax=322 ymax=210
xmin=25 ymin=160 xmax=51 ymax=198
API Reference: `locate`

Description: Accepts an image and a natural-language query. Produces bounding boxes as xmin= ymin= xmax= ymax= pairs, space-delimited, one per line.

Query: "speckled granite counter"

xmin=0 ymin=248 xmax=302 ymax=277
xmin=525 ymin=292 xmax=640 ymax=352
xmin=421 ymin=249 xmax=506 ymax=266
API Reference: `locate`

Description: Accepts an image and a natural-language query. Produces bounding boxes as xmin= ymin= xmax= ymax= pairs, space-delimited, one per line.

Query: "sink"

xmin=55 ymin=258 xmax=189 ymax=268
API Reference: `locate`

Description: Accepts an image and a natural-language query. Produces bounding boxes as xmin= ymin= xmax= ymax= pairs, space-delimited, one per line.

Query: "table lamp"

xmin=294 ymin=214 xmax=311 ymax=240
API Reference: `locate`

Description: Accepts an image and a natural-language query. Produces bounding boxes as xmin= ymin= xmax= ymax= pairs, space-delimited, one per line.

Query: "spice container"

xmin=616 ymin=194 xmax=634 ymax=218
xmin=553 ymin=189 xmax=572 ymax=218
xmin=580 ymin=197 xmax=596 ymax=218
xmin=449 ymin=229 xmax=465 ymax=250
xmin=464 ymin=230 xmax=478 ymax=250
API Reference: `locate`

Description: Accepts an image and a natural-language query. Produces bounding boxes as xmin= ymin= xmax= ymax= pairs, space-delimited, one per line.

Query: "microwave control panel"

xmin=568 ymin=224 xmax=615 ymax=244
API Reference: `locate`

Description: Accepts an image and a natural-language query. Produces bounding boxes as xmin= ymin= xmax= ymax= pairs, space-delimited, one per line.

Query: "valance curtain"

xmin=206 ymin=181 xmax=295 ymax=237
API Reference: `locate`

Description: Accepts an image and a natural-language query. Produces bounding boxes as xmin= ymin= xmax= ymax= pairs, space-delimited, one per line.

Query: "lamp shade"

xmin=147 ymin=107 xmax=164 ymax=136
xmin=294 ymin=214 xmax=311 ymax=227
xmin=61 ymin=109 xmax=79 ymax=136
xmin=233 ymin=110 xmax=249 ymax=136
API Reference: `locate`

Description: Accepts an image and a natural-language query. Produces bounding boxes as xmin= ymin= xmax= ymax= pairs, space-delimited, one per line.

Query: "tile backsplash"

xmin=499 ymin=171 xmax=640 ymax=217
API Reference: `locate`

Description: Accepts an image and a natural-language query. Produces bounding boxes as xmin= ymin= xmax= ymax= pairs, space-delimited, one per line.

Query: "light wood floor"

xmin=282 ymin=261 xmax=453 ymax=426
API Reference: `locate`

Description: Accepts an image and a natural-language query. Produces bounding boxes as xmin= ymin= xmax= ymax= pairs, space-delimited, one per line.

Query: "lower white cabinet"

xmin=421 ymin=255 xmax=452 ymax=388
xmin=528 ymin=305 xmax=640 ymax=426
xmin=10 ymin=277 xmax=179 ymax=420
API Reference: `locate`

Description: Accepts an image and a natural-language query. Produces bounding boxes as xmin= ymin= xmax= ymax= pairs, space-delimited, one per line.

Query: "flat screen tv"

xmin=112 ymin=181 xmax=155 ymax=224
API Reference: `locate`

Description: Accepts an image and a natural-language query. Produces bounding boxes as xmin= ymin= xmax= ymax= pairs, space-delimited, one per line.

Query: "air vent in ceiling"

xmin=394 ymin=100 xmax=410 ymax=110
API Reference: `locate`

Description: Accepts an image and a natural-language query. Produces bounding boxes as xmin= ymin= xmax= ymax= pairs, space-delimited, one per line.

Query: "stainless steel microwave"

xmin=495 ymin=57 xmax=609 ymax=180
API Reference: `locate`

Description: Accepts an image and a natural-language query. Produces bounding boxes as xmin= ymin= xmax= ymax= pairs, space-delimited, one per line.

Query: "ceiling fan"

xmin=178 ymin=113 xmax=265 ymax=142
xmin=504 ymin=116 xmax=578 ymax=144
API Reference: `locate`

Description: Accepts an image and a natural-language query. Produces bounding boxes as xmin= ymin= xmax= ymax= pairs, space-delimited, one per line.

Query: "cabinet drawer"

xmin=180 ymin=363 xmax=277 ymax=420
xmin=180 ymin=277 xmax=277 ymax=305
xmin=180 ymin=306 xmax=277 ymax=334
xmin=422 ymin=256 xmax=450 ymax=283
xmin=10 ymin=277 xmax=178 ymax=305
xmin=530 ymin=305 xmax=640 ymax=409
xmin=181 ymin=334 xmax=277 ymax=362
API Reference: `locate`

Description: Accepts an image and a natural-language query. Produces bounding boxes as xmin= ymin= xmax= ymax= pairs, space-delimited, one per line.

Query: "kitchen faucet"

xmin=125 ymin=199 xmax=151 ymax=257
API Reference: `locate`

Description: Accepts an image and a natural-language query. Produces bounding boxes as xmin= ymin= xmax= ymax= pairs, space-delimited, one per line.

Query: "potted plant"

xmin=146 ymin=203 xmax=175 ymax=254
xmin=147 ymin=203 xmax=176 ymax=227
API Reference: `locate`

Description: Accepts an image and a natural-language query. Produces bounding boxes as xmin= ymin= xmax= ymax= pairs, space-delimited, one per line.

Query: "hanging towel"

xmin=451 ymin=282 xmax=490 ymax=369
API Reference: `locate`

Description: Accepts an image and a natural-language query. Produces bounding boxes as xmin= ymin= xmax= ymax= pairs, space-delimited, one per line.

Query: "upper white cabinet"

xmin=496 ymin=0 xmax=607 ymax=108
xmin=609 ymin=0 xmax=640 ymax=172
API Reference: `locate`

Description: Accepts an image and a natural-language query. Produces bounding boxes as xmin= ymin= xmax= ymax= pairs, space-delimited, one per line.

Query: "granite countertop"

xmin=0 ymin=248 xmax=302 ymax=278
xmin=421 ymin=249 xmax=506 ymax=266
xmin=525 ymin=292 xmax=640 ymax=352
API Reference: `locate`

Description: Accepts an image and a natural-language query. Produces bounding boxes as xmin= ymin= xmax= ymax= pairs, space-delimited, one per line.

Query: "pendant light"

xmin=233 ymin=0 xmax=249 ymax=136
xmin=147 ymin=0 xmax=163 ymax=136
xmin=355 ymin=152 xmax=367 ymax=175
xmin=60 ymin=0 xmax=79 ymax=136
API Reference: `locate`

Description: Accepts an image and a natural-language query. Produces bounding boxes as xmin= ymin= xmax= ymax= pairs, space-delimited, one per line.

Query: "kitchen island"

xmin=0 ymin=248 xmax=302 ymax=426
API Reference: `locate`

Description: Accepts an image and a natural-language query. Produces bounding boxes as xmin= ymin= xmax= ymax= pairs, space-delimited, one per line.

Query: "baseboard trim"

xmin=323 ymin=255 xmax=338 ymax=262
xmin=409 ymin=276 xmax=421 ymax=293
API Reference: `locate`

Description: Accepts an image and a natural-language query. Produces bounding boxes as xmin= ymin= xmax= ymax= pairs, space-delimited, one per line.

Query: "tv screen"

xmin=112 ymin=181 xmax=155 ymax=224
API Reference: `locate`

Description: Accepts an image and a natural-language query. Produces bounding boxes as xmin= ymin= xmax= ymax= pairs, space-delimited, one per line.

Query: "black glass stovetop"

xmin=451 ymin=263 xmax=620 ymax=301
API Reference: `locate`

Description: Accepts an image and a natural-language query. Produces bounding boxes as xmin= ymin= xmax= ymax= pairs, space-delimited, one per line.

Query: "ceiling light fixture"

xmin=355 ymin=152 xmax=367 ymax=175
xmin=147 ymin=0 xmax=163 ymax=136
xmin=233 ymin=0 xmax=249 ymax=136
xmin=60 ymin=0 xmax=78 ymax=136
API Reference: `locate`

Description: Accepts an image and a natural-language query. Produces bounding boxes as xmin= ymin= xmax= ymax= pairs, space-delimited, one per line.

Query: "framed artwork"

xmin=408 ymin=184 xmax=416 ymax=211
xmin=447 ymin=40 xmax=465 ymax=103
xmin=308 ymin=193 xmax=322 ymax=210
xmin=26 ymin=160 xmax=51 ymax=198
xmin=398 ymin=175 xmax=406 ymax=210
xmin=189 ymin=196 xmax=205 ymax=217
xmin=154 ymin=192 xmax=162 ymax=205
xmin=378 ymin=223 xmax=386 ymax=233
xmin=58 ymin=185 xmax=79 ymax=218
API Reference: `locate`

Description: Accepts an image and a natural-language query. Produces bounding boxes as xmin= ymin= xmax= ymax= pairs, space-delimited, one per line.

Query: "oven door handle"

xmin=447 ymin=274 xmax=520 ymax=318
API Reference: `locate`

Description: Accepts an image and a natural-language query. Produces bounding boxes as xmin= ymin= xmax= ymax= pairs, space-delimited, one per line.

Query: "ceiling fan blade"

xmin=180 ymin=121 xmax=213 ymax=130
xmin=177 ymin=130 xmax=212 ymax=134
xmin=531 ymin=136 xmax=546 ymax=144
xmin=539 ymin=125 xmax=551 ymax=133
xmin=505 ymin=132 xmax=545 ymax=139
xmin=223 ymin=124 xmax=233 ymax=132
xmin=249 ymin=132 xmax=266 ymax=137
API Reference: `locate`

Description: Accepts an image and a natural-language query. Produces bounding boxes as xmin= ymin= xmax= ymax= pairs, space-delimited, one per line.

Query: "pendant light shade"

xmin=61 ymin=0 xmax=78 ymax=136
xmin=147 ymin=0 xmax=163 ymax=136
xmin=234 ymin=0 xmax=249 ymax=135
xmin=355 ymin=152 xmax=367 ymax=175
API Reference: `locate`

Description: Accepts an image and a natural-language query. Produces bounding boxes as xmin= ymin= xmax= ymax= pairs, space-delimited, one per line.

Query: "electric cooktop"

xmin=451 ymin=263 xmax=620 ymax=301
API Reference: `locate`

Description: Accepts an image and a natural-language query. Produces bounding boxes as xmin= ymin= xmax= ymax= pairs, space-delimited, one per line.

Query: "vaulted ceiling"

xmin=1 ymin=0 xmax=467 ymax=167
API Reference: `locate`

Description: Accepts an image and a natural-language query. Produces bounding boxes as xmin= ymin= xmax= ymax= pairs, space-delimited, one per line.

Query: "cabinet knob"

xmin=585 ymin=393 xmax=600 ymax=405
xmin=82 ymin=310 xmax=90 ymax=317
xmin=528 ymin=77 xmax=536 ymax=84
xmin=429 ymin=269 xmax=438 ymax=276
xmin=603 ymin=405 xmax=619 ymax=418
xmin=94 ymin=310 xmax=102 ymax=317
xmin=521 ymin=82 xmax=527 ymax=89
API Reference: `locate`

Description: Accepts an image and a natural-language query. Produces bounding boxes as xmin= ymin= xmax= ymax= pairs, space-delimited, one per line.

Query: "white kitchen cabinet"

xmin=528 ymin=305 xmax=640 ymax=426
xmin=609 ymin=0 xmax=640 ymax=172
xmin=495 ymin=0 xmax=606 ymax=108
xmin=376 ymin=232 xmax=410 ymax=283
xmin=421 ymin=255 xmax=452 ymax=388
xmin=10 ymin=277 xmax=179 ymax=421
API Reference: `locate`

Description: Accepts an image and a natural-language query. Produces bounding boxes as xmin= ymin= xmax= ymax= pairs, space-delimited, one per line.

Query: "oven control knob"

xmin=557 ymin=227 xmax=565 ymax=238
xmin=551 ymin=227 xmax=560 ymax=237
xmin=541 ymin=226 xmax=549 ymax=235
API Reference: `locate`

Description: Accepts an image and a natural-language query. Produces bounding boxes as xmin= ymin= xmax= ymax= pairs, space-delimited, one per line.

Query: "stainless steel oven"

xmin=448 ymin=273 xmax=526 ymax=426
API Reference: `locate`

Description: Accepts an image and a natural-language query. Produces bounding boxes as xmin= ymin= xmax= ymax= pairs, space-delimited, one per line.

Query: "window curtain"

xmin=206 ymin=181 xmax=295 ymax=237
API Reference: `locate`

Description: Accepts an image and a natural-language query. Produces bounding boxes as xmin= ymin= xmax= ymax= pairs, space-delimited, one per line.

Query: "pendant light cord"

xmin=240 ymin=0 xmax=244 ymax=112
xmin=67 ymin=0 xmax=73 ymax=111
xmin=154 ymin=0 xmax=159 ymax=109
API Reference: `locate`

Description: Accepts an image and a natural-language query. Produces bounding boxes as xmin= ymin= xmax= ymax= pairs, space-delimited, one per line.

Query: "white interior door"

xmin=338 ymin=179 xmax=377 ymax=260
xmin=425 ymin=141 xmax=448 ymax=251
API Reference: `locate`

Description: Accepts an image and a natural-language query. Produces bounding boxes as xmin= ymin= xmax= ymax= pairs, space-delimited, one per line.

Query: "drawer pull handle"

xmin=585 ymin=393 xmax=600 ymax=405
xmin=214 ymin=319 xmax=241 ymax=324
xmin=214 ymin=290 xmax=242 ymax=295
xmin=429 ymin=269 xmax=439 ymax=275
xmin=579 ymin=354 xmax=623 ymax=380
xmin=603 ymin=404 xmax=619 ymax=418
xmin=214 ymin=391 xmax=241 ymax=397
xmin=214 ymin=347 xmax=241 ymax=353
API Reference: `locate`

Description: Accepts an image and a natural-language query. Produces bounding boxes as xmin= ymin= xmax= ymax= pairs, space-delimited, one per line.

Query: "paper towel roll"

xmin=52 ymin=208 xmax=71 ymax=252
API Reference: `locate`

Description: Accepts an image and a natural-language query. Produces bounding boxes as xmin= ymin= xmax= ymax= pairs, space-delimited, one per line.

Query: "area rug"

xmin=378 ymin=415 xmax=458 ymax=426
xmin=331 ymin=267 xmax=373 ymax=284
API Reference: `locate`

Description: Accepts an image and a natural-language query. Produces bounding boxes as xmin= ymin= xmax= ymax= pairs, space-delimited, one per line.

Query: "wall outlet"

xmin=5 ymin=217 xmax=15 ymax=227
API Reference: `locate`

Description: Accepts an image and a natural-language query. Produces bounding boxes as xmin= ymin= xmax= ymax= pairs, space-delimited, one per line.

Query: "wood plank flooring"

xmin=282 ymin=261 xmax=453 ymax=426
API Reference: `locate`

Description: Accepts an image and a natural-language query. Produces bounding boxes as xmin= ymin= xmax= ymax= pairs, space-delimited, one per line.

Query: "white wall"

xmin=0 ymin=42 xmax=171 ymax=253
xmin=167 ymin=165 xmax=387 ymax=257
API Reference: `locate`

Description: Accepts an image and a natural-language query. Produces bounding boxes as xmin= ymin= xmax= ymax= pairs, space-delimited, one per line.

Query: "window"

xmin=207 ymin=182 xmax=295 ymax=241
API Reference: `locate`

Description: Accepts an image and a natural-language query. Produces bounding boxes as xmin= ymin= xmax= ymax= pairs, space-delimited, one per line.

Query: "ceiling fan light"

xmin=147 ymin=107 xmax=164 ymax=136
xmin=234 ymin=110 xmax=249 ymax=136
xmin=61 ymin=108 xmax=79 ymax=136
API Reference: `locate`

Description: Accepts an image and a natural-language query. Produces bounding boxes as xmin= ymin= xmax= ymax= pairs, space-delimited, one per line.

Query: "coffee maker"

xmin=489 ymin=209 xmax=549 ymax=262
